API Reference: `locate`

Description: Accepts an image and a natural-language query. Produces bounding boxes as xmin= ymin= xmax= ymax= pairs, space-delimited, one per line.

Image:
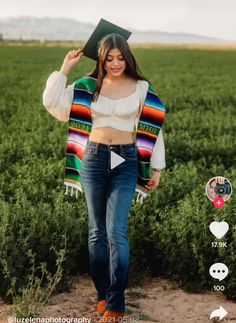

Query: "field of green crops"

xmin=0 ymin=44 xmax=236 ymax=302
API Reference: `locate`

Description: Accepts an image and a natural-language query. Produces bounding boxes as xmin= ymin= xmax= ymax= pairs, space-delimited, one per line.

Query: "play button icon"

xmin=110 ymin=151 xmax=126 ymax=169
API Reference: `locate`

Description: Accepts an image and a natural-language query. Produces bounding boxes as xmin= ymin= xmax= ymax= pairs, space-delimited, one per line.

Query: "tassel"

xmin=136 ymin=192 xmax=141 ymax=203
xmin=135 ymin=189 xmax=147 ymax=204
xmin=140 ymin=195 xmax=144 ymax=204
xmin=64 ymin=184 xmax=83 ymax=198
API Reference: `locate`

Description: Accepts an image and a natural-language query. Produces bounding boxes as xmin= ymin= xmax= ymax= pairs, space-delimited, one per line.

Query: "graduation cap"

xmin=82 ymin=18 xmax=132 ymax=61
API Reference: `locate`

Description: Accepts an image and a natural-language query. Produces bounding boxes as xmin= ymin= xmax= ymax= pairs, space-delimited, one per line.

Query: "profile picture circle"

xmin=205 ymin=176 xmax=232 ymax=202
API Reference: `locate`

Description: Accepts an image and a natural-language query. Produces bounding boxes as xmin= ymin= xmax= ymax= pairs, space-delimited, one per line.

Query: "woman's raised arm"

xmin=42 ymin=71 xmax=74 ymax=122
xmin=42 ymin=49 xmax=83 ymax=122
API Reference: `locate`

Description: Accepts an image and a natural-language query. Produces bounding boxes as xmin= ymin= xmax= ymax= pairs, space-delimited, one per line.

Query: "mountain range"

xmin=0 ymin=16 xmax=233 ymax=44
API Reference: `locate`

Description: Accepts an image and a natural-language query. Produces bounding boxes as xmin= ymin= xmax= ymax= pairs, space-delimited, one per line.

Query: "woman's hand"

xmin=145 ymin=170 xmax=161 ymax=192
xmin=60 ymin=49 xmax=84 ymax=76
xmin=215 ymin=176 xmax=225 ymax=184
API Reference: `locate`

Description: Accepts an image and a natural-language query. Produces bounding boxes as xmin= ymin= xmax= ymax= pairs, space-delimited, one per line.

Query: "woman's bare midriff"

xmin=89 ymin=127 xmax=134 ymax=144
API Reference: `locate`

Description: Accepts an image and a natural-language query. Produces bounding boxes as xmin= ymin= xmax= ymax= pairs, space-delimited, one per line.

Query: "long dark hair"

xmin=88 ymin=33 xmax=149 ymax=101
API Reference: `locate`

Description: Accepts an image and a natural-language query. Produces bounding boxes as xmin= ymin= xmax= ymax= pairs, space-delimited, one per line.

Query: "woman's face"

xmin=208 ymin=179 xmax=217 ymax=199
xmin=104 ymin=48 xmax=126 ymax=78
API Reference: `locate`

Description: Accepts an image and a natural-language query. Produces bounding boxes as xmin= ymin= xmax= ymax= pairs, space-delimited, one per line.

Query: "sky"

xmin=0 ymin=0 xmax=236 ymax=41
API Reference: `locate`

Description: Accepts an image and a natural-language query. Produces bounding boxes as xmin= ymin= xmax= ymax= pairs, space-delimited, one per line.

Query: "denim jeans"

xmin=80 ymin=140 xmax=138 ymax=313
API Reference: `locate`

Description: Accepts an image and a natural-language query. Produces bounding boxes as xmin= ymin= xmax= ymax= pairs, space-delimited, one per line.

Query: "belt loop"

xmin=120 ymin=144 xmax=124 ymax=156
xmin=95 ymin=142 xmax=99 ymax=154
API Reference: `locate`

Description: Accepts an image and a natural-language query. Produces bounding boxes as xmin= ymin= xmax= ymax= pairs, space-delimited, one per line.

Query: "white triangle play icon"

xmin=110 ymin=151 xmax=126 ymax=169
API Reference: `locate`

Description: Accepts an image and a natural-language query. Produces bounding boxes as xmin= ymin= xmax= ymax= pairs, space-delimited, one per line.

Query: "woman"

xmin=43 ymin=33 xmax=166 ymax=322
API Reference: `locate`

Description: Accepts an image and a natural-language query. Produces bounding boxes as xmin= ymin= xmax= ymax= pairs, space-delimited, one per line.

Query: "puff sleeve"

xmin=42 ymin=71 xmax=75 ymax=122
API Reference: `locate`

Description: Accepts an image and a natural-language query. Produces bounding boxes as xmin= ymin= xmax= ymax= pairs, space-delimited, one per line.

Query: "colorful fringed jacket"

xmin=64 ymin=76 xmax=166 ymax=201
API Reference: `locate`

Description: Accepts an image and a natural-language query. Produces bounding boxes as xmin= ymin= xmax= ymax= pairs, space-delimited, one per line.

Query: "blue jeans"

xmin=80 ymin=141 xmax=138 ymax=313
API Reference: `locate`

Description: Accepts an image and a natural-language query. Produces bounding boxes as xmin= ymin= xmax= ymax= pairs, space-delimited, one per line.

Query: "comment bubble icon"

xmin=209 ymin=263 xmax=228 ymax=281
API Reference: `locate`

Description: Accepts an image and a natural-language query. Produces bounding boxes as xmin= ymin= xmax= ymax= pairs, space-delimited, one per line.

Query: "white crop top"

xmin=91 ymin=82 xmax=141 ymax=132
xmin=42 ymin=71 xmax=166 ymax=169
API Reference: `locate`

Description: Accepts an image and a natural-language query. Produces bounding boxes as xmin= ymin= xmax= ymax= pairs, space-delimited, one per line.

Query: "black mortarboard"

xmin=82 ymin=18 xmax=132 ymax=61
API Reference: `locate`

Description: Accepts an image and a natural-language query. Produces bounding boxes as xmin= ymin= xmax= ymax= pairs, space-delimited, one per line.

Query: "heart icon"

xmin=209 ymin=221 xmax=229 ymax=239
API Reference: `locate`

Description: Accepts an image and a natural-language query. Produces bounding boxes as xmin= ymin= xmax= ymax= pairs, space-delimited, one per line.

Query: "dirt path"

xmin=1 ymin=274 xmax=235 ymax=323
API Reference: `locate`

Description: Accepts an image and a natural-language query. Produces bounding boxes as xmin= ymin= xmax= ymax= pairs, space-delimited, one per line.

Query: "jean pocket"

xmin=84 ymin=146 xmax=97 ymax=157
